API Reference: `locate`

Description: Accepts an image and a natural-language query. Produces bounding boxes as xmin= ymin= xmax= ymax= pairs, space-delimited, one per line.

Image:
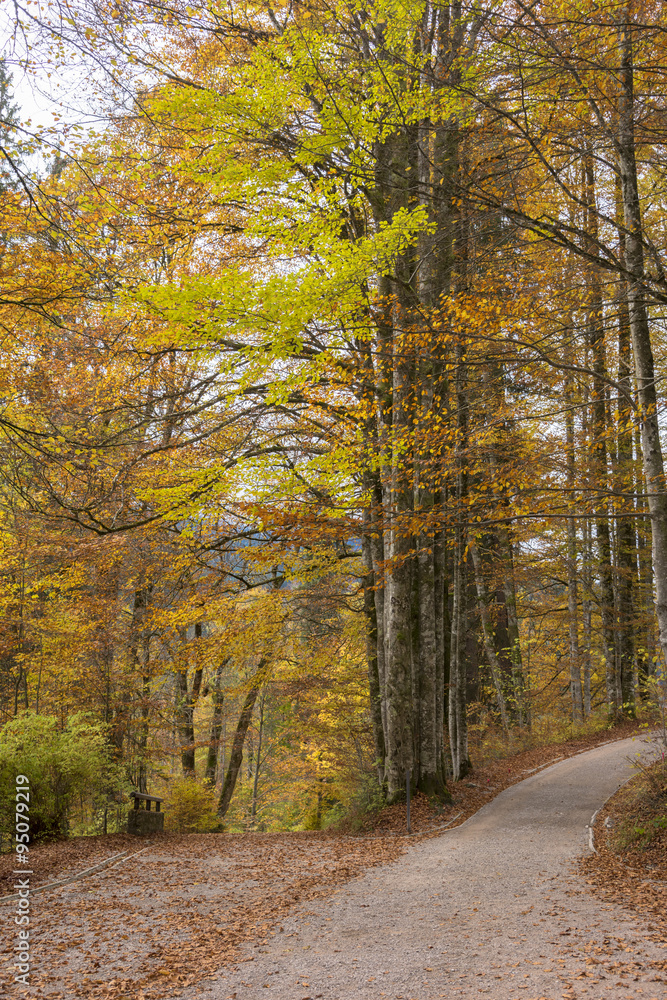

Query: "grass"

xmin=608 ymin=750 xmax=667 ymax=855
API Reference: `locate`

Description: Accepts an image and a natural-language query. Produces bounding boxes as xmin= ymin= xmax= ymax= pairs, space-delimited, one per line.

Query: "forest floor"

xmin=0 ymin=720 xmax=662 ymax=1000
xmin=581 ymin=736 xmax=667 ymax=945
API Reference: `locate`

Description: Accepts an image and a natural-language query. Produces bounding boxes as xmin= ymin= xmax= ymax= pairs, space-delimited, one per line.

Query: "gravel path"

xmin=182 ymin=736 xmax=667 ymax=1000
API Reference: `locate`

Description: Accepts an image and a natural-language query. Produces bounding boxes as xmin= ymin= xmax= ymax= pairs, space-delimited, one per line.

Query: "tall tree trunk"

xmin=250 ymin=691 xmax=265 ymax=822
xmin=373 ymin=273 xmax=394 ymax=780
xmin=487 ymin=422 xmax=526 ymax=726
xmin=217 ymin=660 xmax=266 ymax=819
xmin=565 ymin=365 xmax=584 ymax=722
xmin=129 ymin=586 xmax=152 ymax=788
xmin=448 ymin=525 xmax=470 ymax=780
xmin=434 ymin=501 xmax=449 ymax=781
xmin=615 ymin=172 xmax=637 ymax=716
xmin=562 ymin=310 xmax=584 ymax=723
xmin=469 ymin=537 xmax=510 ymax=732
xmin=362 ymin=532 xmax=386 ymax=785
xmin=585 ymin=150 xmax=618 ymax=715
xmin=383 ymin=285 xmax=416 ymax=802
xmin=412 ymin=96 xmax=447 ymax=800
xmin=416 ymin=529 xmax=444 ymax=793
xmin=413 ymin=360 xmax=446 ymax=794
xmin=496 ymin=524 xmax=526 ymax=725
xmin=176 ymin=622 xmax=204 ymax=777
xmin=617 ymin=13 xmax=667 ymax=670
xmin=137 ymin=635 xmax=151 ymax=794
xmin=204 ymin=658 xmax=227 ymax=786
xmin=448 ymin=343 xmax=471 ymax=780
xmin=582 ymin=518 xmax=593 ymax=716
xmin=635 ymin=426 xmax=655 ymax=689
xmin=360 ymin=313 xmax=389 ymax=780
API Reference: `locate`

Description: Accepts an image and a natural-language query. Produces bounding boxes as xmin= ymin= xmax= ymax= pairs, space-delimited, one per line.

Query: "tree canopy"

xmin=1 ymin=0 xmax=666 ymax=830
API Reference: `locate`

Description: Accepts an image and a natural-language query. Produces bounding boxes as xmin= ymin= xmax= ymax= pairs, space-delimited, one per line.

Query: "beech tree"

xmin=2 ymin=0 xmax=667 ymax=826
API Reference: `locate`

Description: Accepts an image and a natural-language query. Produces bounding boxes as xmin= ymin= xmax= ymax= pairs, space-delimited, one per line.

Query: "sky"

xmin=1 ymin=4 xmax=109 ymax=161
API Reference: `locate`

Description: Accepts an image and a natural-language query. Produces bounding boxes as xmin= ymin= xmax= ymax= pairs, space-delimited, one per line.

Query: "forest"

xmin=1 ymin=0 xmax=666 ymax=840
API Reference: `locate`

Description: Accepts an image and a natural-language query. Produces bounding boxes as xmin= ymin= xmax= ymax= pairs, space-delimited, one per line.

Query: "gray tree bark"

xmin=250 ymin=691 xmax=265 ymax=822
xmin=582 ymin=518 xmax=593 ymax=716
xmin=383 ymin=295 xmax=415 ymax=801
xmin=616 ymin=14 xmax=667 ymax=671
xmin=564 ymin=360 xmax=584 ymax=723
xmin=469 ymin=537 xmax=510 ymax=732
xmin=204 ymin=658 xmax=227 ymax=786
xmin=362 ymin=531 xmax=387 ymax=785
xmin=614 ymin=173 xmax=637 ymax=716
xmin=217 ymin=660 xmax=266 ymax=819
xmin=175 ymin=622 xmax=204 ymax=776
xmin=448 ymin=341 xmax=471 ymax=781
xmin=448 ymin=524 xmax=470 ymax=780
xmin=497 ymin=527 xmax=526 ymax=726
xmin=584 ymin=151 xmax=618 ymax=715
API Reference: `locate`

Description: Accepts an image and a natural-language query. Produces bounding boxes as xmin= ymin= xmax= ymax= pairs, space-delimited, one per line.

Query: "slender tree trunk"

xmin=217 ymin=660 xmax=266 ymax=819
xmin=383 ymin=287 xmax=415 ymax=802
xmin=635 ymin=426 xmax=654 ymax=688
xmin=563 ymin=314 xmax=584 ymax=722
xmin=434 ymin=501 xmax=449 ymax=781
xmin=585 ymin=150 xmax=618 ymax=715
xmin=176 ymin=622 xmax=204 ymax=777
xmin=416 ymin=530 xmax=444 ymax=793
xmin=582 ymin=518 xmax=593 ymax=716
xmin=449 ymin=525 xmax=470 ymax=780
xmin=565 ymin=386 xmax=584 ymax=722
xmin=497 ymin=525 xmax=526 ymax=726
xmin=204 ymin=658 xmax=227 ymax=786
xmin=448 ymin=342 xmax=471 ymax=780
xmin=469 ymin=536 xmax=510 ymax=731
xmin=579 ymin=335 xmax=594 ymax=718
xmin=362 ymin=533 xmax=386 ymax=784
xmin=412 ymin=101 xmax=446 ymax=799
xmin=250 ymin=692 xmax=265 ymax=822
xmin=138 ymin=635 xmax=151 ymax=794
xmin=614 ymin=172 xmax=637 ymax=715
xmin=129 ymin=586 xmax=152 ymax=789
xmin=413 ymin=357 xmax=446 ymax=795
xmin=371 ymin=521 xmax=389 ymax=747
xmin=360 ymin=320 xmax=389 ymax=777
xmin=373 ymin=273 xmax=394 ymax=778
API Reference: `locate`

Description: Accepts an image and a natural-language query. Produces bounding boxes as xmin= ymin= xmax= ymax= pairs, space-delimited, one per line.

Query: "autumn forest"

xmin=1 ymin=0 xmax=666 ymax=838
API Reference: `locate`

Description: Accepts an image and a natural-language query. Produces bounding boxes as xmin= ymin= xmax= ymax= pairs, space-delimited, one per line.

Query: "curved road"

xmin=186 ymin=736 xmax=666 ymax=1000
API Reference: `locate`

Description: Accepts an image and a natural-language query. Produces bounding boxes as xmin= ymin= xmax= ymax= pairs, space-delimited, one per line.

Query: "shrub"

xmin=321 ymin=773 xmax=384 ymax=832
xmin=608 ymin=755 xmax=667 ymax=853
xmin=612 ymin=814 xmax=667 ymax=851
xmin=0 ymin=712 xmax=127 ymax=842
xmin=164 ymin=777 xmax=220 ymax=833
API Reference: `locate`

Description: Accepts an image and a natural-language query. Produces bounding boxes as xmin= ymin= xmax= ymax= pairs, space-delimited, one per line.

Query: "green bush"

xmin=164 ymin=777 xmax=220 ymax=833
xmin=321 ymin=773 xmax=384 ymax=832
xmin=0 ymin=712 xmax=127 ymax=842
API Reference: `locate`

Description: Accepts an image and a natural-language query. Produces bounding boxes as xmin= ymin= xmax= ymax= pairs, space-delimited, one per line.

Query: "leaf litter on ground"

xmin=577 ymin=750 xmax=667 ymax=990
xmin=0 ymin=718 xmax=649 ymax=999
xmin=581 ymin=754 xmax=667 ymax=935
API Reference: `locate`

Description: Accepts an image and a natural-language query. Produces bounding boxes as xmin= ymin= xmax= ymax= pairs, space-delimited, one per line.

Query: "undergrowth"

xmin=466 ymin=707 xmax=616 ymax=766
xmin=608 ymin=755 xmax=667 ymax=854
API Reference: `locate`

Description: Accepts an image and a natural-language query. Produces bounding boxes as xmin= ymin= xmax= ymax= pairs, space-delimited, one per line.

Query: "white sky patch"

xmin=1 ymin=4 xmax=110 ymax=167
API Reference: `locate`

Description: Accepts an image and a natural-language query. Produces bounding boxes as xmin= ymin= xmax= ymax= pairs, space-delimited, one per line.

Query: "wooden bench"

xmin=128 ymin=792 xmax=165 ymax=835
